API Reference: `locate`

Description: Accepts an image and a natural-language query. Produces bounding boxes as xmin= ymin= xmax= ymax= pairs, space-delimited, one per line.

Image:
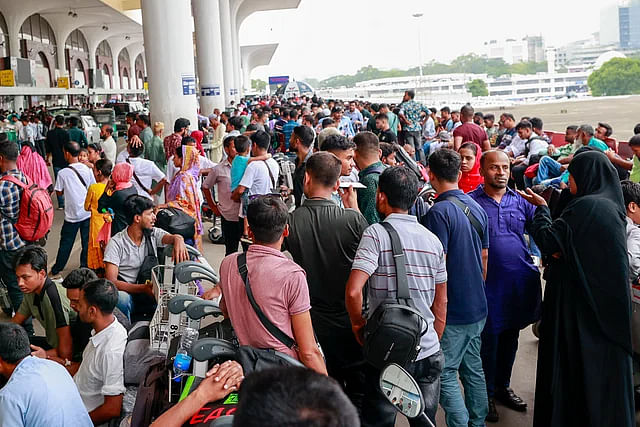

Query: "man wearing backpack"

xmin=422 ymin=149 xmax=489 ymax=427
xmin=0 ymin=139 xmax=31 ymax=332
xmin=50 ymin=141 xmax=95 ymax=280
xmin=346 ymin=166 xmax=448 ymax=427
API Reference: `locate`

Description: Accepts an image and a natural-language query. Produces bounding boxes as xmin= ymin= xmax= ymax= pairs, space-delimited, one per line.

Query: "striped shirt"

xmin=352 ymin=213 xmax=447 ymax=360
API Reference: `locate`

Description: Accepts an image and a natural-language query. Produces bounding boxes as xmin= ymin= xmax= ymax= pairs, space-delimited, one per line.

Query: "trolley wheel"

xmin=208 ymin=226 xmax=224 ymax=245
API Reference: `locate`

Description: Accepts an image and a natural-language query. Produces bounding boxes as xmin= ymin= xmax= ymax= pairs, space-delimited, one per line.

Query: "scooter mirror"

xmin=379 ymin=363 xmax=424 ymax=419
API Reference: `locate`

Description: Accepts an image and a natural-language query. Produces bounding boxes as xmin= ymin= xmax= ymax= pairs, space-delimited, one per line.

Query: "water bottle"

xmin=173 ymin=327 xmax=199 ymax=382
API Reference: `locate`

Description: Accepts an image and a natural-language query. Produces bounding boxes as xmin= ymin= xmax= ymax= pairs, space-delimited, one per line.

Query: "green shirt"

xmin=145 ymin=135 xmax=167 ymax=173
xmin=68 ymin=127 xmax=88 ymax=148
xmin=588 ymin=136 xmax=609 ymax=152
xmin=18 ymin=279 xmax=75 ymax=349
xmin=387 ymin=112 xmax=400 ymax=135
xmin=630 ymin=156 xmax=640 ymax=183
xmin=140 ymin=126 xmax=153 ymax=144
xmin=357 ymin=161 xmax=384 ymax=225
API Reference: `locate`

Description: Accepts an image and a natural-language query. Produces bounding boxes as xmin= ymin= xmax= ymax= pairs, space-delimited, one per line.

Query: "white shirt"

xmin=127 ymin=157 xmax=165 ymax=199
xmin=102 ymin=136 xmax=117 ymax=165
xmin=73 ymin=318 xmax=127 ymax=416
xmin=19 ymin=123 xmax=35 ymax=143
xmin=54 ymin=163 xmax=95 ymax=222
xmin=239 ymin=157 xmax=279 ymax=196
xmin=166 ymin=155 xmax=216 ymax=205
xmin=115 ymin=150 xmax=129 ymax=164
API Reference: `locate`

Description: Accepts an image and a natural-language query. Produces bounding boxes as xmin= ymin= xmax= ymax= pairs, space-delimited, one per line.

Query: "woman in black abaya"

xmin=518 ymin=149 xmax=634 ymax=427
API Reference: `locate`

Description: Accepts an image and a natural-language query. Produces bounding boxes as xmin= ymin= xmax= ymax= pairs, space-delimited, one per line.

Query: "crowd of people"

xmin=0 ymin=90 xmax=639 ymax=427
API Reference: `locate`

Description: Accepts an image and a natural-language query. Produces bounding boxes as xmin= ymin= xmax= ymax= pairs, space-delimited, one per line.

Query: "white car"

xmin=48 ymin=108 xmax=101 ymax=144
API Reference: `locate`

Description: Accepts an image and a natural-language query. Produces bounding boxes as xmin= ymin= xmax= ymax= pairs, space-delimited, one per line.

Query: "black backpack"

xmin=362 ymin=222 xmax=428 ymax=369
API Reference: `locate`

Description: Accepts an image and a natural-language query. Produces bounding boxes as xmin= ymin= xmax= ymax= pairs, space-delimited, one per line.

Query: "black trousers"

xmin=315 ymin=324 xmax=367 ymax=414
xmin=480 ymin=328 xmax=520 ymax=397
xmin=511 ymin=163 xmax=528 ymax=190
xmin=221 ymin=217 xmax=243 ymax=256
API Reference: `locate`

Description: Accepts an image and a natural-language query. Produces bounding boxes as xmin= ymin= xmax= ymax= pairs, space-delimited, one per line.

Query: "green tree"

xmin=588 ymin=57 xmax=640 ymax=96
xmin=251 ymin=79 xmax=266 ymax=91
xmin=466 ymin=79 xmax=489 ymax=97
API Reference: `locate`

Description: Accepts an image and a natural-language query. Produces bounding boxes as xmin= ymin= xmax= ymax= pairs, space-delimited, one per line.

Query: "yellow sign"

xmin=143 ymin=81 xmax=148 ymax=91
xmin=57 ymin=77 xmax=69 ymax=89
xmin=0 ymin=70 xmax=14 ymax=87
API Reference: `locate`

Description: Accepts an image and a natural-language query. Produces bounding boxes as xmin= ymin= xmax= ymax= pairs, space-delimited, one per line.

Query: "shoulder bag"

xmin=235 ymin=253 xmax=304 ymax=373
xmin=362 ymin=222 xmax=428 ymax=369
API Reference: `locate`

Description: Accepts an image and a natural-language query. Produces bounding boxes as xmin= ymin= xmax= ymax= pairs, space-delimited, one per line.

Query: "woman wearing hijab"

xmin=166 ymin=145 xmax=202 ymax=248
xmin=17 ymin=140 xmax=52 ymax=192
xmin=189 ymin=129 xmax=206 ymax=157
xmin=518 ymin=150 xmax=634 ymax=427
xmin=458 ymin=142 xmax=483 ymax=193
xmin=98 ymin=162 xmax=139 ymax=236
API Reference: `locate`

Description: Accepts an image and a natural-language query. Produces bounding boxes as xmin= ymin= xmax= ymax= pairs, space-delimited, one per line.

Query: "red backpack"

xmin=0 ymin=174 xmax=54 ymax=242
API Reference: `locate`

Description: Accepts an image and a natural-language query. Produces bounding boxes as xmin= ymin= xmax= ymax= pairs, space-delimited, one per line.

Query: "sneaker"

xmin=486 ymin=398 xmax=499 ymax=423
xmin=49 ymin=272 xmax=63 ymax=281
xmin=56 ymin=207 xmax=64 ymax=211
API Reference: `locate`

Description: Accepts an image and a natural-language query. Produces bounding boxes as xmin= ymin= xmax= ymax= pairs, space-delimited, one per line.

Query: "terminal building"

xmin=0 ymin=0 xmax=299 ymax=131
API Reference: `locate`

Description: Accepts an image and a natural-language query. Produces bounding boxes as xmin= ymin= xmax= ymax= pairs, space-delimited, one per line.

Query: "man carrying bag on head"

xmin=346 ymin=167 xmax=448 ymax=427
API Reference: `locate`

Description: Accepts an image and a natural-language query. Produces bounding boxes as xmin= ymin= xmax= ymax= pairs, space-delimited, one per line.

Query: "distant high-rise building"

xmin=600 ymin=1 xmax=640 ymax=49
xmin=483 ymin=36 xmax=545 ymax=64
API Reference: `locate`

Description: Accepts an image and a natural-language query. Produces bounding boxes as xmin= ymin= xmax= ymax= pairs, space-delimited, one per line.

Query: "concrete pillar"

xmin=141 ymin=0 xmax=197 ymax=132
xmin=192 ymin=0 xmax=226 ymax=115
xmin=112 ymin=53 xmax=120 ymax=91
xmin=243 ymin=64 xmax=250 ymax=93
xmin=8 ymin=25 xmax=20 ymax=60
xmin=88 ymin=48 xmax=96 ymax=89
xmin=56 ymin=44 xmax=67 ymax=79
xmin=230 ymin=15 xmax=241 ymax=101
xmin=219 ymin=0 xmax=235 ymax=106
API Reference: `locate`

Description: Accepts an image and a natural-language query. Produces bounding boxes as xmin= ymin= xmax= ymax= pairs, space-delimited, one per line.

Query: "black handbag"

xmin=155 ymin=207 xmax=196 ymax=240
xmin=362 ymin=222 xmax=428 ymax=369
xmin=130 ymin=231 xmax=158 ymax=322
xmin=235 ymin=253 xmax=301 ymax=373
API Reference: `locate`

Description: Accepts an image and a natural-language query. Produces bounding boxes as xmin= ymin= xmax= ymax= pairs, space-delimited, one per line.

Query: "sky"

xmin=240 ymin=0 xmax=621 ymax=82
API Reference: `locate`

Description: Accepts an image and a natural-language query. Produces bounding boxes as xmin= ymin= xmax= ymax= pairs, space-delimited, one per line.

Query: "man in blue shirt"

xmin=282 ymin=109 xmax=299 ymax=150
xmin=469 ymin=150 xmax=542 ymax=422
xmin=344 ymin=101 xmax=364 ymax=131
xmin=0 ymin=323 xmax=92 ymax=426
xmin=422 ymin=148 xmax=489 ymax=427
xmin=331 ymin=106 xmax=355 ymax=138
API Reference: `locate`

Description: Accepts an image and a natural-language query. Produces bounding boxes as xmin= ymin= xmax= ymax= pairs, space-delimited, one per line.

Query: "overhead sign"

xmin=143 ymin=81 xmax=149 ymax=91
xmin=229 ymin=88 xmax=238 ymax=96
xmin=0 ymin=70 xmax=14 ymax=87
xmin=268 ymin=75 xmax=289 ymax=85
xmin=57 ymin=76 xmax=69 ymax=89
xmin=201 ymin=85 xmax=221 ymax=97
xmin=181 ymin=74 xmax=196 ymax=95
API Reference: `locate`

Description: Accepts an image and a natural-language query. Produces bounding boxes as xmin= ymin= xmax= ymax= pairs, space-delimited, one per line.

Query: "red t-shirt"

xmin=453 ymin=122 xmax=488 ymax=148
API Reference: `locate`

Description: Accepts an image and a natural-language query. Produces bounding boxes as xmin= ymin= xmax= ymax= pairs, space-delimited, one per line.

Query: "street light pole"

xmin=412 ymin=13 xmax=424 ymax=98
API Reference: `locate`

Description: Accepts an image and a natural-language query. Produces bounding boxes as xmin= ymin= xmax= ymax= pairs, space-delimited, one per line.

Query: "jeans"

xmin=402 ymin=130 xmax=426 ymax=163
xmin=53 ymin=167 xmax=65 ymax=208
xmin=535 ymin=156 xmax=563 ymax=184
xmin=51 ymin=219 xmax=89 ymax=275
xmin=362 ymin=350 xmax=444 ymax=427
xmin=0 ymin=248 xmax=33 ymax=335
xmin=315 ymin=324 xmax=366 ymax=415
xmin=439 ymin=319 xmax=488 ymax=427
xmin=221 ymin=217 xmax=243 ymax=256
xmin=480 ymin=328 xmax=520 ymax=397
xmin=117 ymin=290 xmax=157 ymax=322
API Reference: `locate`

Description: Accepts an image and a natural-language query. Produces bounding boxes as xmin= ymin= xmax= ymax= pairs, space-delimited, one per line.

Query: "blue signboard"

xmin=268 ymin=75 xmax=289 ymax=85
xmin=201 ymin=85 xmax=221 ymax=97
xmin=182 ymin=74 xmax=196 ymax=95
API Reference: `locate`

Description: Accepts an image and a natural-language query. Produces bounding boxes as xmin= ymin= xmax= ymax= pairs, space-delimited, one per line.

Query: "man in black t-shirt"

xmin=289 ymin=126 xmax=315 ymax=208
xmin=285 ymin=152 xmax=369 ymax=412
xmin=375 ymin=113 xmax=398 ymax=143
xmin=45 ymin=115 xmax=70 ymax=209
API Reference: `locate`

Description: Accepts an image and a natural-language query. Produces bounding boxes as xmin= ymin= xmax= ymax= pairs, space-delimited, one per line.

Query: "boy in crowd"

xmin=11 ymin=246 xmax=74 ymax=363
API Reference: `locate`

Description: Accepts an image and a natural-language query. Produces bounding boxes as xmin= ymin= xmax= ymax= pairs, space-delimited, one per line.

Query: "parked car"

xmin=90 ymin=108 xmax=118 ymax=138
xmin=102 ymin=101 xmax=147 ymax=136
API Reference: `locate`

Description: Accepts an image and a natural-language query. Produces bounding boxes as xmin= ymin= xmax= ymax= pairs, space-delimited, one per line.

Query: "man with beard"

xmin=469 ymin=150 xmax=541 ymax=422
